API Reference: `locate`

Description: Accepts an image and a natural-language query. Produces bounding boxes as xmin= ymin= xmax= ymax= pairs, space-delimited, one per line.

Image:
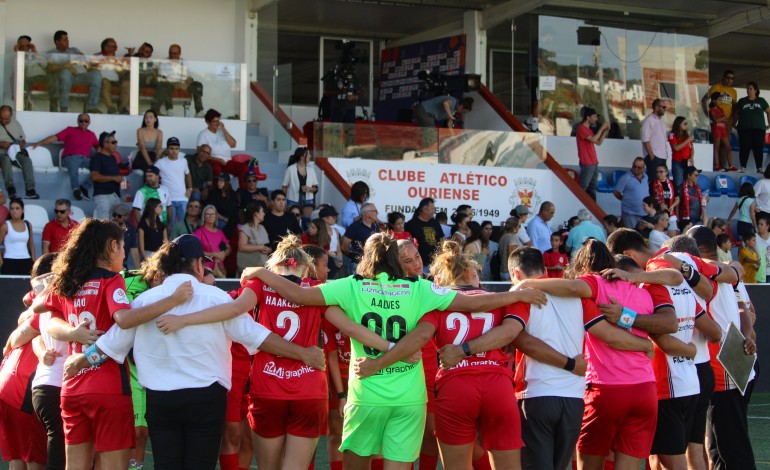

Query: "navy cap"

xmin=216 ymin=173 xmax=231 ymax=182
xmin=167 ymin=136 xmax=181 ymax=147
xmin=99 ymin=131 xmax=116 ymax=147
xmin=172 ymin=234 xmax=213 ymax=263
xmin=145 ymin=165 xmax=160 ymax=175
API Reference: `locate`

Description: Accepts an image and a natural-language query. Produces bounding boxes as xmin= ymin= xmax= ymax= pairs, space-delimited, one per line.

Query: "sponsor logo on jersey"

xmin=112 ymin=288 xmax=130 ymax=305
xmin=431 ymin=283 xmax=450 ymax=296
xmin=83 ymin=281 xmax=101 ymax=289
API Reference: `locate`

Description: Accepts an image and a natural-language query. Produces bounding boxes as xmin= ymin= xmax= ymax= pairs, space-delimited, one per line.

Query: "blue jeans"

xmin=579 ymin=164 xmax=598 ymax=200
xmin=62 ymin=155 xmax=92 ymax=191
xmin=58 ymin=69 xmax=102 ymax=109
xmin=170 ymin=200 xmax=187 ymax=228
xmin=671 ymin=160 xmax=685 ymax=191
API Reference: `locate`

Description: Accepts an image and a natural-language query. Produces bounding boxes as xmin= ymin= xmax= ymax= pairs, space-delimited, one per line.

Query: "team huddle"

xmin=0 ymin=214 xmax=759 ymax=470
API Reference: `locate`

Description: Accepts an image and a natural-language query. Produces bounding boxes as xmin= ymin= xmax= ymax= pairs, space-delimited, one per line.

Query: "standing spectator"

xmin=734 ymin=81 xmax=770 ymax=173
xmin=650 ymin=164 xmax=680 ymax=218
xmin=754 ymin=164 xmax=770 ymax=219
xmin=497 ymin=216 xmax=521 ymax=281
xmin=543 ymin=232 xmax=569 ymax=277
xmin=462 ymin=221 xmax=490 ymax=277
xmin=132 ymin=165 xmax=171 ymax=226
xmin=708 ymin=93 xmax=734 ymax=172
xmin=319 ymin=206 xmax=344 ymax=278
xmin=565 ymin=209 xmax=606 ymax=254
xmin=716 ymin=234 xmax=733 ymax=263
xmin=755 ymin=215 xmax=770 ymax=283
xmin=137 ymin=198 xmax=167 ymax=261
xmin=436 ymin=212 xmax=451 ymax=239
xmin=154 ymin=137 xmax=191 ymax=227
xmin=727 ymin=182 xmax=758 ymax=241
xmin=701 ymin=70 xmax=737 ymax=167
xmin=196 ymin=109 xmax=243 ymax=181
xmin=641 ymin=99 xmax=670 ymax=183
xmin=170 ymin=200 xmax=202 ymax=239
xmin=576 ymin=107 xmax=609 ymax=200
xmin=512 ymin=205 xmax=532 ymax=248
xmin=89 ymin=131 xmax=124 ymax=219
xmin=341 ymin=202 xmax=380 ymax=269
xmin=739 ymin=233 xmax=760 ymax=283
xmin=206 ymin=173 xmax=238 ymax=229
xmin=340 ymin=181 xmax=369 ymax=229
xmin=237 ymin=169 xmax=269 ymax=209
xmin=386 ymin=211 xmax=413 ymax=241
xmin=112 ymin=202 xmax=140 ymax=269
xmin=449 ymin=212 xmax=471 ymax=245
xmin=613 ymin=157 xmax=649 ymax=229
xmin=283 ymin=147 xmax=319 ymax=220
xmin=0 ymin=198 xmax=34 ymax=274
xmin=668 ymin=116 xmax=694 ymax=188
xmin=154 ymin=44 xmax=204 ymax=117
xmin=46 ymin=30 xmax=101 ymax=113
xmin=133 ymin=109 xmax=163 ymax=173
xmin=405 ymin=197 xmax=444 ymax=271
xmin=237 ymin=201 xmax=271 ymax=274
xmin=32 ymin=113 xmax=98 ymax=201
xmin=0 ymin=105 xmax=38 ymax=199
xmin=526 ymin=201 xmax=556 ymax=252
xmin=186 ymin=144 xmax=214 ymax=202
xmin=42 ymin=198 xmax=79 ymax=254
xmin=262 ymin=190 xmax=302 ymax=249
xmin=679 ymin=166 xmax=707 ymax=226
xmin=195 ymin=205 xmax=231 ymax=277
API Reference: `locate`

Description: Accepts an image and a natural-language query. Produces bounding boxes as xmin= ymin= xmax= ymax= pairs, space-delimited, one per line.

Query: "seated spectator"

xmin=137 ymin=198 xmax=167 ymax=261
xmin=134 ymin=110 xmax=163 ymax=172
xmin=262 ymin=190 xmax=304 ymax=250
xmin=0 ymin=190 xmax=8 ymax=224
xmin=186 ymin=144 xmax=214 ymax=202
xmin=436 ymin=211 xmax=451 ymax=239
xmin=42 ymin=198 xmax=79 ymax=254
xmin=170 ymin=199 xmax=202 ymax=239
xmin=112 ymin=202 xmax=139 ymax=269
xmin=716 ymin=233 xmax=733 ymax=263
xmin=89 ymin=131 xmax=125 ymax=219
xmin=132 ymin=165 xmax=171 ymax=226
xmin=153 ymin=44 xmax=203 ymax=116
xmin=319 ymin=205 xmax=343 ymax=278
xmin=196 ymin=109 xmax=250 ymax=185
xmin=287 ymin=204 xmax=308 ymax=232
xmin=543 ymin=232 xmax=568 ymax=278
xmin=32 ymin=113 xmax=98 ymax=201
xmin=301 ymin=218 xmax=331 ymax=249
xmin=125 ymin=42 xmax=155 ymax=88
xmin=14 ymin=35 xmax=48 ymax=101
xmin=497 ymin=216 xmax=521 ymax=281
xmin=341 ymin=202 xmax=380 ymax=269
xmin=205 ymin=173 xmax=238 ymax=229
xmin=387 ymin=211 xmax=413 ymax=241
xmin=635 ymin=197 xmax=660 ymax=238
xmin=601 ymin=214 xmax=623 ymax=235
xmin=0 ymin=105 xmax=38 ymax=199
xmin=463 ymin=221 xmax=490 ymax=276
xmin=282 ymin=147 xmax=318 ymax=219
xmin=237 ymin=169 xmax=269 ymax=209
xmin=237 ymin=201 xmax=271 ymax=274
xmin=0 ymin=198 xmax=34 ymax=274
xmin=739 ymin=233 xmax=760 ymax=283
xmin=45 ymin=30 xmax=101 ymax=113
xmin=94 ymin=38 xmax=129 ymax=114
xmin=647 ymin=211 xmax=671 ymax=252
xmin=154 ymin=137 xmax=191 ymax=227
xmin=194 ymin=204 xmax=230 ymax=277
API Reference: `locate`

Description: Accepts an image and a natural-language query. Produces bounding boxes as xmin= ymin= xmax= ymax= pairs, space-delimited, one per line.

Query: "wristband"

xmin=617 ymin=307 xmax=637 ymax=330
xmin=84 ymin=344 xmax=107 ymax=367
xmin=563 ymin=357 xmax=576 ymax=372
xmin=388 ymin=342 xmax=395 ymax=351
xmin=461 ymin=342 xmax=472 ymax=357
xmin=337 ymin=392 xmax=347 ymax=399
xmin=685 ymin=268 xmax=701 ymax=288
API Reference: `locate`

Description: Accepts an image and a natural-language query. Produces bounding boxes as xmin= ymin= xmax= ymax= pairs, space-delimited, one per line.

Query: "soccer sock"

xmin=371 ymin=458 xmax=385 ymax=470
xmin=330 ymin=461 xmax=343 ymax=470
xmin=603 ymin=461 xmax=615 ymax=470
xmin=219 ymin=453 xmax=238 ymax=470
xmin=308 ymin=462 xmax=315 ymax=470
xmin=472 ymin=453 xmax=493 ymax=470
xmin=419 ymin=453 xmax=439 ymax=470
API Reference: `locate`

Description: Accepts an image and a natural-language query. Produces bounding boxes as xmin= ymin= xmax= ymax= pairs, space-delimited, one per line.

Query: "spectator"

xmin=112 ymin=202 xmax=139 ymax=269
xmin=287 ymin=205 xmax=306 ymax=233
xmin=386 ymin=211 xmax=412 ymax=241
xmin=701 ymin=70 xmax=737 ymax=169
xmin=186 ymin=144 xmax=214 ymax=202
xmin=45 ymin=30 xmax=101 ymax=113
xmin=154 ymin=44 xmax=203 ymax=117
xmin=734 ymin=81 xmax=770 ymax=173
xmin=237 ymin=169 xmax=269 ymax=209
xmin=613 ymin=157 xmax=649 ymax=229
xmin=282 ymin=147 xmax=319 ymax=220
xmin=134 ymin=109 xmax=163 ymax=173
xmin=576 ymin=106 xmax=610 ymax=200
xmin=194 ymin=204 xmax=231 ymax=277
xmin=636 ymin=196 xmax=661 ymax=238
xmin=196 ymin=109 xmax=241 ymax=179
xmin=262 ymin=190 xmax=302 ymax=249
xmin=679 ymin=166 xmax=707 ymax=226
xmin=667 ymin=116 xmax=694 ymax=187
xmin=601 ymin=214 xmax=623 ymax=235
xmin=641 ymin=98 xmax=670 ymax=182
xmin=341 ymin=202 xmax=380 ymax=269
xmin=463 ymin=221 xmax=490 ymax=277
xmin=0 ymin=198 xmax=34 ymax=274
xmin=170 ymin=199 xmax=202 ymax=239
xmin=511 ymin=204 xmax=532 ymax=248
xmin=319 ymin=206 xmax=343 ymax=278
xmin=526 ymin=201 xmax=556 ymax=252
xmin=0 ymin=191 xmax=8 ymax=225
xmin=708 ymin=92 xmax=734 ymax=172
xmin=739 ymin=233 xmax=760 ymax=283
xmin=301 ymin=218 xmax=331 ymax=250
xmin=709 ymin=217 xmax=729 ymax=238
xmin=405 ymin=197 xmax=444 ymax=270
xmin=206 ymin=173 xmax=238 ymax=229
xmin=94 ymin=37 xmax=129 ymax=114
xmin=497 ymin=216 xmax=521 ymax=281
xmin=154 ymin=137 xmax=191 ymax=227
xmin=132 ymin=165 xmax=171 ymax=226
xmin=32 ymin=113 xmax=97 ymax=201
xmin=543 ymin=232 xmax=569 ymax=278
xmin=565 ymin=209 xmax=606 ymax=254
xmin=89 ymin=131 xmax=124 ymax=219
xmin=127 ymin=42 xmax=156 ymax=90
xmin=756 ymin=215 xmax=770 ymax=283
xmin=436 ymin=211 xmax=451 ymax=239
xmin=340 ymin=181 xmax=369 ymax=229
xmin=13 ymin=35 xmax=47 ymax=99
xmin=0 ymin=105 xmax=38 ymax=199
xmin=415 ymin=95 xmax=473 ymax=148
xmin=237 ymin=201 xmax=271 ymax=274
xmin=648 ymin=211 xmax=671 ymax=252
xmin=449 ymin=212 xmax=471 ymax=244
xmin=41 ymin=198 xmax=79 ymax=254
xmin=727 ymin=182 xmax=758 ymax=241
xmin=480 ymin=220 xmax=497 ymax=281
xmin=137 ymin=197 xmax=167 ymax=261
xmin=754 ymin=164 xmax=770 ymax=219
xmin=650 ymin=163 xmax=680 ymax=218
xmin=716 ymin=233 xmax=733 ymax=263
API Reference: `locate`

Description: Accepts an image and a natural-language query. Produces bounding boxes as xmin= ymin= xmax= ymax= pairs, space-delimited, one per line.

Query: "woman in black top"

xmin=137 ymin=197 xmax=167 ymax=261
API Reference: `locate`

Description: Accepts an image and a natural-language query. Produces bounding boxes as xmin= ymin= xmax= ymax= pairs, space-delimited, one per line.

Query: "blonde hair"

xmin=429 ymin=240 xmax=478 ymax=286
xmin=266 ymin=233 xmax=314 ymax=276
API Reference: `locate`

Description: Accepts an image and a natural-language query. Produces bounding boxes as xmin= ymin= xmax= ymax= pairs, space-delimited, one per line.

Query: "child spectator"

xmin=755 ymin=215 xmax=770 ymax=283
xmin=667 ymin=116 xmax=694 ymax=188
xmin=709 ymin=92 xmax=735 ymax=171
xmin=716 ymin=233 xmax=733 ymax=263
xmin=727 ymin=182 xmax=758 ymax=241
xmin=739 ymin=233 xmax=760 ymax=283
xmin=543 ymin=232 xmax=568 ymax=278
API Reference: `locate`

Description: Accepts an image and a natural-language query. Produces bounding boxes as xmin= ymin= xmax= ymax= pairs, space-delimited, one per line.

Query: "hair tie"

xmin=278 ymin=258 xmax=298 ymax=269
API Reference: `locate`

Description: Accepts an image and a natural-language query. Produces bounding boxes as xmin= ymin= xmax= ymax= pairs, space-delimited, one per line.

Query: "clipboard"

xmin=717 ymin=322 xmax=757 ymax=396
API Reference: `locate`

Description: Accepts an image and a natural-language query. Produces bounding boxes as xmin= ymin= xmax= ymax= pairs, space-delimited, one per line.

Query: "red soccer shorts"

xmin=61 ymin=394 xmax=135 ymax=452
xmin=577 ymin=382 xmax=658 ymax=459
xmin=226 ymin=377 xmax=249 ymax=423
xmin=434 ymin=372 xmax=523 ymax=450
xmin=711 ymin=124 xmax=727 ymax=140
xmin=0 ymin=400 xmax=47 ymax=463
xmin=248 ymin=396 xmax=328 ymax=439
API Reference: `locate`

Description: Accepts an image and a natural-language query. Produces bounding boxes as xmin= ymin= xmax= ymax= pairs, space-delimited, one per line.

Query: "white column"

xmin=463 ymin=10 xmax=487 ymax=85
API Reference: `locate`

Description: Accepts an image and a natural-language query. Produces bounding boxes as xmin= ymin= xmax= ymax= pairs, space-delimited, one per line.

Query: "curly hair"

xmin=429 ymin=240 xmax=478 ymax=287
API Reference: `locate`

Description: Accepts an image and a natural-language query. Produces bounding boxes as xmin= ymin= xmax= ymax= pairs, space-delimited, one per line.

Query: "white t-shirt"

xmin=754 ymin=179 xmax=770 ymax=213
xmin=648 ymin=229 xmax=670 ymax=252
xmin=754 ymin=232 xmax=770 ymax=274
xmin=30 ymin=312 xmax=69 ymax=389
xmin=196 ymin=128 xmax=232 ymax=162
xmin=155 ymin=157 xmax=190 ymax=202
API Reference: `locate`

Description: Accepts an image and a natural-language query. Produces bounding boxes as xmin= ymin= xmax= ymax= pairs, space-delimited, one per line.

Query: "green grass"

xmin=3 ymin=393 xmax=769 ymax=469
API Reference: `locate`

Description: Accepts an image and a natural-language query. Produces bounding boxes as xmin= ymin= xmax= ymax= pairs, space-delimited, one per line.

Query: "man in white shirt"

xmin=154 ymin=137 xmax=191 ymax=227
xmin=641 ymin=99 xmax=671 ymax=183
xmin=153 ymin=44 xmax=203 ymax=116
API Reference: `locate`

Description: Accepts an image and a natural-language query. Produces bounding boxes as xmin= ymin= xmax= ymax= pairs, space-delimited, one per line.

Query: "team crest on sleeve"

xmin=113 ymin=288 xmax=130 ymax=305
xmin=430 ymin=283 xmax=450 ymax=296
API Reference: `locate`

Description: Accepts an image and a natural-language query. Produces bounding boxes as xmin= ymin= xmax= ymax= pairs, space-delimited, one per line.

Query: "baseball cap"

xmin=319 ymin=206 xmax=338 ymax=218
xmin=167 ymin=136 xmax=181 ymax=147
xmin=215 ymin=173 xmax=231 ymax=182
xmin=111 ymin=202 xmax=131 ymax=216
xmin=685 ymin=166 xmax=701 ymax=176
xmin=99 ymin=131 xmax=116 ymax=147
xmin=172 ymin=234 xmax=213 ymax=263
xmin=512 ymin=205 xmax=529 ymax=217
xmin=145 ymin=165 xmax=160 ymax=175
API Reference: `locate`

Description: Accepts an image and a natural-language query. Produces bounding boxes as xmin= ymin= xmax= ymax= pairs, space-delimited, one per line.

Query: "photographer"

xmin=415 ymin=95 xmax=473 ymax=130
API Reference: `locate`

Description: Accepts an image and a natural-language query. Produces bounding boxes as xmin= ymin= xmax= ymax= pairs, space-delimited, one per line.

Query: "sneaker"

xmin=79 ymin=185 xmax=91 ymax=201
xmin=25 ymin=189 xmax=39 ymax=199
xmin=73 ymin=188 xmax=82 ymax=201
xmin=713 ymin=166 xmax=723 ymax=172
xmin=7 ymin=187 xmax=16 ymax=199
xmin=740 ymin=167 xmax=747 ymax=173
xmin=727 ymin=166 xmax=738 ymax=172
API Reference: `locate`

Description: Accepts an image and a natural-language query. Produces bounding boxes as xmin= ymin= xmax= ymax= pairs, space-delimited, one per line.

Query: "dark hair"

xmin=653 ymin=210 xmax=670 ymax=226
xmin=9 ymin=198 xmax=24 ymax=220
xmin=450 ymin=211 xmax=469 ymax=226
xmin=270 ymin=189 xmax=286 ymax=200
xmin=141 ymin=109 xmax=159 ymax=129
xmin=709 ymin=217 xmax=727 ymax=231
xmin=435 ymin=211 xmax=448 ymax=224
xmin=287 ymin=204 xmax=302 ymax=215
xmin=747 ymin=81 xmax=760 ymax=96
xmin=0 ymin=105 xmax=12 ymax=115
xmin=140 ymin=42 xmax=153 ymax=53
xmin=357 ymin=233 xmax=404 ymax=280
xmin=17 ymin=35 xmax=32 ymax=44
xmin=154 ymin=240 xmax=198 ymax=277
xmin=662 ymin=234 xmax=700 ymax=256
xmin=764 ymin=163 xmax=770 ymax=179
xmin=724 ymin=69 xmax=735 ymax=77
xmin=54 ymin=198 xmax=71 ymax=209
xmin=758 ymin=213 xmax=770 ymax=226
xmin=350 ymin=181 xmax=370 ymax=204
xmin=465 ymin=220 xmax=487 ymax=248
xmin=677 ymin=218 xmax=693 ymax=233
xmin=739 ymin=182 xmax=756 ymax=198
xmin=50 ymin=219 xmax=126 ymax=297
xmin=100 ymin=37 xmax=115 ymax=52
xmin=204 ymin=109 xmax=221 ymax=123
xmin=309 ymin=218 xmax=331 ymax=248
xmin=509 ymin=247 xmax=545 ymax=278
xmin=602 ymin=214 xmax=623 ymax=228
xmin=288 ymin=147 xmax=308 ymax=167
xmin=606 ymin=228 xmax=647 ymax=255
xmin=241 ymin=200 xmax=266 ymax=225
xmin=716 ymin=233 xmax=731 ymax=247
xmin=671 ymin=116 xmax=689 ymax=140
xmin=416 ymin=198 xmax=435 ymax=217
xmin=538 ymin=201 xmax=554 ymax=215
xmin=652 ymin=98 xmax=664 ymax=108
xmin=710 ymin=92 xmax=722 ymax=102
xmin=387 ymin=211 xmax=405 ymax=229
xmin=614 ymin=255 xmax=641 ymax=271
xmin=550 ymin=231 xmax=563 ymax=240
xmin=140 ymin=198 xmax=164 ymax=230
xmin=460 ymin=97 xmax=474 ymax=111
xmin=456 ymin=204 xmax=472 ymax=214
xmin=31 ymin=253 xmax=57 ymax=278
xmin=581 ymin=106 xmax=597 ymax=122
xmin=567 ymin=216 xmax=579 ymax=228
xmin=566 ymin=239 xmax=614 ymax=278
xmin=302 ymin=244 xmax=327 ymax=264
xmin=643 ymin=196 xmax=661 ymax=212
xmin=53 ymin=30 xmax=67 ymax=43
xmin=744 ymin=232 xmax=757 ymax=243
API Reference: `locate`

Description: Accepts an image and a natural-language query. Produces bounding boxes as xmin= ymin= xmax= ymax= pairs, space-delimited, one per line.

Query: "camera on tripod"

xmin=417 ymin=69 xmax=482 ymax=100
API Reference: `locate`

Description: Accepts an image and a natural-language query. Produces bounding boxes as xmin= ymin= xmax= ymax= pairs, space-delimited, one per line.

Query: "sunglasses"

xmin=246 ymin=178 xmax=258 ymax=183
xmin=78 ymin=119 xmax=90 ymax=123
xmin=108 ymin=140 xmax=118 ymax=144
xmin=633 ymin=165 xmax=645 ymax=170
xmin=55 ymin=209 xmax=68 ymax=214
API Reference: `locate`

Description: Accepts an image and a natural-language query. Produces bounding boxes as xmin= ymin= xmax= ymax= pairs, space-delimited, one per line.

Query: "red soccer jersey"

xmin=543 ymin=250 xmax=568 ymax=278
xmin=0 ymin=342 xmax=38 ymax=411
xmin=245 ymin=277 xmax=328 ymax=400
xmin=228 ymin=288 xmax=256 ymax=381
xmin=321 ymin=319 xmax=351 ymax=381
xmin=419 ymin=286 xmax=512 ymax=384
xmin=43 ymin=269 xmax=131 ymax=397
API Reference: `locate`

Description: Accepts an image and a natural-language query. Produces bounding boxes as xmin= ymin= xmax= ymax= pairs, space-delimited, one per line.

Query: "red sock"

xmin=330 ymin=461 xmax=343 ymax=470
xmin=645 ymin=461 xmax=652 ymax=470
xmin=219 ymin=453 xmax=238 ymax=470
xmin=308 ymin=462 xmax=315 ymax=470
xmin=603 ymin=461 xmax=615 ymax=470
xmin=371 ymin=458 xmax=385 ymax=470
xmin=473 ymin=453 xmax=493 ymax=470
xmin=572 ymin=461 xmax=578 ymax=470
xmin=239 ymin=468 xmax=249 ymax=470
xmin=419 ymin=453 xmax=439 ymax=470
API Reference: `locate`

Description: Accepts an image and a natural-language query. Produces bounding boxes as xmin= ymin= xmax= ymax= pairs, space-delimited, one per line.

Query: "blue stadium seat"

xmin=611 ymin=170 xmax=626 ymax=188
xmin=740 ymin=175 xmax=757 ymax=188
xmin=597 ymin=170 xmax=612 ymax=193
xmin=697 ymin=174 xmax=716 ymax=197
xmin=714 ymin=175 xmax=739 ymax=197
